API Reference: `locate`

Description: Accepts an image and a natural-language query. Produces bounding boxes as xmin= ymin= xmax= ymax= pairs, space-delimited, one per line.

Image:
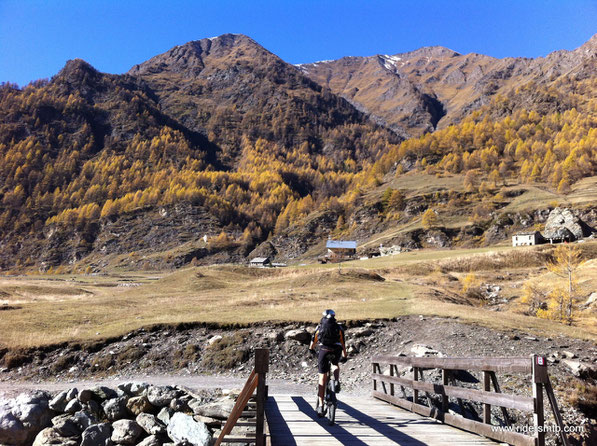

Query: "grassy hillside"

xmin=2 ymin=242 xmax=596 ymax=349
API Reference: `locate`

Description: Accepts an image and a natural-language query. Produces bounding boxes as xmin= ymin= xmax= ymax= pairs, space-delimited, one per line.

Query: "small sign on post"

xmin=533 ymin=355 xmax=548 ymax=383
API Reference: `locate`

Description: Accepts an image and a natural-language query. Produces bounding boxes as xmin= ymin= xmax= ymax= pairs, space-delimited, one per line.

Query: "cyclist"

xmin=308 ymin=309 xmax=347 ymax=417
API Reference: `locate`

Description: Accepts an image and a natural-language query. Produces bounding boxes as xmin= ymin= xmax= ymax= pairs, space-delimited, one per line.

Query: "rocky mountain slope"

xmin=299 ymin=34 xmax=597 ymax=137
xmin=128 ymin=34 xmax=395 ymax=165
xmin=0 ymin=33 xmax=596 ymax=271
xmin=0 ymin=34 xmax=398 ymax=272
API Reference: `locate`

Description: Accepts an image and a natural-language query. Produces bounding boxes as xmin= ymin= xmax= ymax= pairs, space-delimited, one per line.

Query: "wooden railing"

xmin=216 ymin=349 xmax=269 ymax=446
xmin=372 ymin=354 xmax=569 ymax=446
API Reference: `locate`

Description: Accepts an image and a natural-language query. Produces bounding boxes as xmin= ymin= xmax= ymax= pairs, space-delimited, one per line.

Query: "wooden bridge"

xmin=215 ymin=350 xmax=570 ymax=446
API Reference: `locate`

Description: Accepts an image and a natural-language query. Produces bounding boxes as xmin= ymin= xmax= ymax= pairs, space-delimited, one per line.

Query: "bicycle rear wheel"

xmin=327 ymin=401 xmax=336 ymax=425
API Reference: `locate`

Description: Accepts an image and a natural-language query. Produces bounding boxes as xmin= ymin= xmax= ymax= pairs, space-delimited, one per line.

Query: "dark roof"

xmin=326 ymin=240 xmax=357 ymax=249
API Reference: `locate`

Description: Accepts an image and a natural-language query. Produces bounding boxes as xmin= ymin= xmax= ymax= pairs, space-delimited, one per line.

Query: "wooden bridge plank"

xmin=266 ymin=395 xmax=498 ymax=445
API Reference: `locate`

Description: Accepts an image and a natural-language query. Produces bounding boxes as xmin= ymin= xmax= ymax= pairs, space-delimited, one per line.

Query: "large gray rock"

xmin=146 ymin=386 xmax=180 ymax=408
xmin=168 ymin=398 xmax=186 ymax=412
xmin=103 ymin=397 xmax=129 ymax=421
xmin=191 ymin=398 xmax=234 ymax=420
xmin=32 ymin=427 xmax=78 ymax=446
xmin=77 ymin=389 xmax=93 ymax=404
xmin=284 ymin=329 xmax=310 ymax=343
xmin=544 ymin=208 xmax=587 ymax=240
xmin=1 ymin=392 xmax=54 ymax=445
xmin=119 ymin=383 xmax=149 ymax=397
xmin=51 ymin=415 xmax=80 ymax=437
xmin=411 ymin=344 xmax=443 ymax=357
xmin=135 ymin=413 xmax=165 ymax=436
xmin=49 ymin=391 xmax=69 ymax=412
xmin=156 ymin=407 xmax=173 ymax=426
xmin=562 ymin=359 xmax=597 ymax=378
xmin=81 ymin=423 xmax=112 ymax=446
xmin=91 ymin=387 xmax=118 ymax=402
xmin=167 ymin=413 xmax=211 ymax=446
xmin=87 ymin=400 xmax=102 ymax=418
xmin=0 ymin=409 xmax=27 ymax=445
xmin=63 ymin=399 xmax=82 ymax=414
xmin=111 ymin=419 xmax=143 ymax=445
xmin=65 ymin=388 xmax=78 ymax=402
xmin=126 ymin=396 xmax=154 ymax=416
xmin=72 ymin=410 xmax=97 ymax=431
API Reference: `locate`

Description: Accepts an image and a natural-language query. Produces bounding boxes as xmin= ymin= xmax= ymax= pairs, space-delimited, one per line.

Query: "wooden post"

xmin=390 ymin=364 xmax=395 ymax=397
xmin=532 ymin=355 xmax=547 ymax=446
xmin=373 ymin=363 xmax=377 ymax=392
xmin=489 ymin=371 xmax=511 ymax=427
xmin=413 ymin=366 xmax=419 ymax=404
xmin=255 ymin=349 xmax=269 ymax=446
xmin=483 ymin=371 xmax=491 ymax=424
xmin=418 ymin=368 xmax=433 ymax=407
xmin=544 ymin=378 xmax=571 ymax=446
xmin=441 ymin=368 xmax=449 ymax=415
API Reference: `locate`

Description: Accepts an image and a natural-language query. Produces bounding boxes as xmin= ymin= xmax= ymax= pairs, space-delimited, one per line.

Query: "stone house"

xmin=512 ymin=231 xmax=543 ymax=247
xmin=249 ymin=257 xmax=271 ymax=268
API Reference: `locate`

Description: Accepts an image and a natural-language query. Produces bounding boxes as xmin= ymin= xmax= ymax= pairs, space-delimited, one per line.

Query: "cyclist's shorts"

xmin=318 ymin=345 xmax=342 ymax=373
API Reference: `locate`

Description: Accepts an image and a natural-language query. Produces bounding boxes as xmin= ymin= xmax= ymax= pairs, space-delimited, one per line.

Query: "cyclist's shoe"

xmin=316 ymin=404 xmax=324 ymax=417
xmin=333 ymin=380 xmax=341 ymax=393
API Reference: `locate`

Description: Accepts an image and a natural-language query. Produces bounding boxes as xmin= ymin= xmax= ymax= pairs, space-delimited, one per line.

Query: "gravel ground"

xmin=1 ymin=316 xmax=596 ymax=444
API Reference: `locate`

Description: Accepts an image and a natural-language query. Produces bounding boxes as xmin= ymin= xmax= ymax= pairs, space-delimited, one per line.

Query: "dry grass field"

xmin=2 ymin=242 xmax=596 ymax=349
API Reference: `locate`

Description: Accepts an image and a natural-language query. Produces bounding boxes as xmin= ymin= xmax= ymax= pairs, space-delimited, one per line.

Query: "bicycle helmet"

xmin=322 ymin=309 xmax=336 ymax=319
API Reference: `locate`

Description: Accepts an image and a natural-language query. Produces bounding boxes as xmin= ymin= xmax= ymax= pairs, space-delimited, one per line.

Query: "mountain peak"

xmin=128 ymin=33 xmax=272 ymax=77
xmin=54 ymin=58 xmax=101 ymax=85
xmin=399 ymin=45 xmax=460 ymax=59
xmin=57 ymin=58 xmax=98 ymax=76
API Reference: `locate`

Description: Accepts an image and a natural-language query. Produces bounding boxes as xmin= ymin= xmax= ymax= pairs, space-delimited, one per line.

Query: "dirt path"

xmin=0 ymin=374 xmax=314 ymax=400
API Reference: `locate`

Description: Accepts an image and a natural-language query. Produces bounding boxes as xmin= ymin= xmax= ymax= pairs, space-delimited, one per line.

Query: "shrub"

xmin=202 ymin=332 xmax=249 ymax=369
xmin=116 ymin=345 xmax=147 ymax=363
xmin=90 ymin=354 xmax=114 ymax=370
xmin=564 ymin=377 xmax=597 ymax=419
xmin=461 ymin=273 xmax=483 ymax=299
xmin=173 ymin=344 xmax=201 ymax=368
xmin=2 ymin=351 xmax=30 ymax=369
xmin=50 ymin=353 xmax=78 ymax=373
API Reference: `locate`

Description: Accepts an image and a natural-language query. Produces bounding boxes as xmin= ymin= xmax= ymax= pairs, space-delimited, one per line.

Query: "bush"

xmin=90 ymin=354 xmax=114 ymax=370
xmin=116 ymin=345 xmax=147 ymax=363
xmin=202 ymin=333 xmax=249 ymax=369
xmin=50 ymin=353 xmax=78 ymax=373
xmin=564 ymin=377 xmax=597 ymax=419
xmin=2 ymin=351 xmax=30 ymax=369
xmin=173 ymin=344 xmax=201 ymax=368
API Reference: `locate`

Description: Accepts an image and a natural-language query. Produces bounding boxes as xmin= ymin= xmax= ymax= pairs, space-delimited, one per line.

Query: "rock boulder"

xmin=167 ymin=413 xmax=211 ymax=446
xmin=544 ymin=208 xmax=589 ymax=241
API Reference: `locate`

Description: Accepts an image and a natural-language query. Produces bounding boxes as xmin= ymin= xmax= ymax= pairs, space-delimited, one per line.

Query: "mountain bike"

xmin=315 ymin=354 xmax=342 ymax=426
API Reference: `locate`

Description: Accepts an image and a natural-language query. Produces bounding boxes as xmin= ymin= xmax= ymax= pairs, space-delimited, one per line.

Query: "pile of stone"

xmin=0 ymin=384 xmax=236 ymax=446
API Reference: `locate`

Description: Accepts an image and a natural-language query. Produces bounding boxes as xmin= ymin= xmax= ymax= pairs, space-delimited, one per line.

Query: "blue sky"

xmin=1 ymin=0 xmax=595 ymax=86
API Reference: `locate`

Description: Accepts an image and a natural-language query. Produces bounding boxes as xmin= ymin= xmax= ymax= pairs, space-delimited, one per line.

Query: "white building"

xmin=512 ymin=231 xmax=542 ymax=247
xmin=249 ymin=257 xmax=271 ymax=268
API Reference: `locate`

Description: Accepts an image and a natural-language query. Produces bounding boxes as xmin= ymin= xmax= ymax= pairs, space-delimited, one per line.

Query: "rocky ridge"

xmin=299 ymin=34 xmax=597 ymax=137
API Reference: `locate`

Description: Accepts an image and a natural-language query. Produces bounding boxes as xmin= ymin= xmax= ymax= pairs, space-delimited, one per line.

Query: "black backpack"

xmin=319 ymin=317 xmax=340 ymax=347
